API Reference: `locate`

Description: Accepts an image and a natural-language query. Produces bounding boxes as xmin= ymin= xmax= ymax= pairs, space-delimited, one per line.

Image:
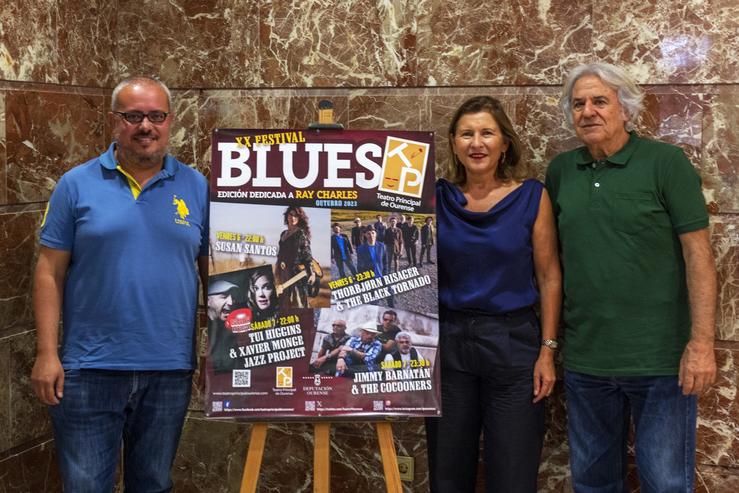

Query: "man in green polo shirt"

xmin=545 ymin=62 xmax=717 ymax=492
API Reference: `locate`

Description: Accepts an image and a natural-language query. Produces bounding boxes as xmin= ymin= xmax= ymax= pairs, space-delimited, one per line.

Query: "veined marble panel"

xmin=189 ymin=313 xmax=208 ymax=413
xmin=0 ymin=1 xmax=57 ymax=83
xmin=197 ymin=90 xmax=349 ymax=169
xmin=0 ymin=92 xmax=6 ymax=205
xmin=260 ymin=0 xmax=415 ymax=87
xmin=347 ymin=92 xmax=426 ymax=131
xmin=639 ymin=87 xmax=703 ymax=164
xmin=115 ymin=0 xmax=261 ymax=88
xmin=697 ymin=347 xmax=739 ymax=467
xmin=416 ymin=0 xmax=591 ymax=86
xmin=57 ymin=1 xmax=116 ymax=86
xmin=389 ymin=418 xmax=430 ymax=492
xmin=591 ymin=0 xmax=739 ymax=84
xmin=538 ymin=439 xmax=571 ymax=492
xmin=173 ymin=416 xmax=432 ymax=492
xmin=0 ymin=210 xmax=42 ymax=333
xmin=0 ymin=343 xmax=9 ymax=452
xmin=538 ymin=360 xmax=570 ymax=491
xmin=702 ymin=86 xmax=739 ymax=213
xmin=8 ymin=329 xmax=51 ymax=447
xmin=711 ymin=215 xmax=738 ymax=341
xmin=696 ymin=467 xmax=739 ymax=493
xmin=0 ymin=439 xmax=60 ymax=492
xmin=172 ymin=416 xmax=251 ymax=492
xmin=5 ymin=90 xmax=106 ymax=203
xmin=168 ymin=90 xmax=201 ymax=174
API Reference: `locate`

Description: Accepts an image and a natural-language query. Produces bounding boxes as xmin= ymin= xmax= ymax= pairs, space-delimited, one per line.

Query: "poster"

xmin=205 ymin=128 xmax=439 ymax=418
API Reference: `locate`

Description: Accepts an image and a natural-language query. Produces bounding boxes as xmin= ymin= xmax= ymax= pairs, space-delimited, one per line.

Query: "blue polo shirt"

xmin=40 ymin=143 xmax=209 ymax=370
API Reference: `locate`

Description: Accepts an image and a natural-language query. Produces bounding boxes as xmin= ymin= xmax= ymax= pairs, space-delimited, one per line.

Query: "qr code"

xmin=232 ymin=369 xmax=251 ymax=388
xmin=212 ymin=401 xmax=223 ymax=412
xmin=305 ymin=401 xmax=316 ymax=411
xmin=373 ymin=400 xmax=384 ymax=411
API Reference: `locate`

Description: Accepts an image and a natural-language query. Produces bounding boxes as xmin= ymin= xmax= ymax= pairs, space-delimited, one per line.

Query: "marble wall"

xmin=0 ymin=0 xmax=736 ymax=491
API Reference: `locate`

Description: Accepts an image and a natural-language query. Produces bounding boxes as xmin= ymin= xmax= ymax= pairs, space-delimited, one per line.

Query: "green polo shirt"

xmin=545 ymin=133 xmax=708 ymax=376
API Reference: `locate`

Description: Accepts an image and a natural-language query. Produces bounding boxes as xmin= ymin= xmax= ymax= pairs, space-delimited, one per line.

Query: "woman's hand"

xmin=532 ymin=349 xmax=556 ymax=403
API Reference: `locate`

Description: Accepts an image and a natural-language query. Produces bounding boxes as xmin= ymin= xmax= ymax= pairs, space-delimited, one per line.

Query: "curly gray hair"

xmin=395 ymin=331 xmax=412 ymax=341
xmin=560 ymin=63 xmax=644 ymax=132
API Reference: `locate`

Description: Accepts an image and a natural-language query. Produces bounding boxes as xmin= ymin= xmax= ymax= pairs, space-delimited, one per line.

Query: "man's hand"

xmin=312 ymin=356 xmax=326 ymax=368
xmin=678 ymin=229 xmax=717 ymax=396
xmin=31 ymin=353 xmax=64 ymax=405
xmin=336 ymin=358 xmax=347 ymax=374
xmin=679 ymin=339 xmax=717 ymax=395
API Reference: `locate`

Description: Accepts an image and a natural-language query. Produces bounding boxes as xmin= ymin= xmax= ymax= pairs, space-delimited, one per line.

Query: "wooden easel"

xmin=239 ymin=421 xmax=403 ymax=493
xmin=238 ymin=102 xmax=403 ymax=493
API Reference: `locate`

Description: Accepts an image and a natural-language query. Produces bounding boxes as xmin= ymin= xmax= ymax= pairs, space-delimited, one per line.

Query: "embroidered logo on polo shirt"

xmin=172 ymin=195 xmax=191 ymax=226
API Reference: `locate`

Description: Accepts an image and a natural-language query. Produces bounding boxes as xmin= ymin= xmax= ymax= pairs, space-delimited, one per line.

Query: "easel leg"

xmin=240 ymin=423 xmax=268 ymax=493
xmin=313 ymin=422 xmax=331 ymax=493
xmin=376 ymin=422 xmax=403 ymax=493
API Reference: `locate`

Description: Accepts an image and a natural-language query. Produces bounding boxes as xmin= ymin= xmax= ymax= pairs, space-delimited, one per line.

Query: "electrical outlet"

xmin=396 ymin=455 xmax=414 ymax=482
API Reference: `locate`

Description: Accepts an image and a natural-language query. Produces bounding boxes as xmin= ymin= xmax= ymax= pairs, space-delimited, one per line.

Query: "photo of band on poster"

xmin=205 ymin=128 xmax=441 ymax=418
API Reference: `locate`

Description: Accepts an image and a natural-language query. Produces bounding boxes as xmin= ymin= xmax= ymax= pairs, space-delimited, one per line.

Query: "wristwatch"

xmin=542 ymin=339 xmax=559 ymax=350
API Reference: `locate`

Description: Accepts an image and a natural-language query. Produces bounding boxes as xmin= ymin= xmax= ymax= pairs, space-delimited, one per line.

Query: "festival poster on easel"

xmin=205 ymin=128 xmax=439 ymax=419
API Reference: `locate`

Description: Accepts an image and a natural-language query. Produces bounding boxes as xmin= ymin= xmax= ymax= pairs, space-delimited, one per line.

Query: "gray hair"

xmin=111 ymin=76 xmax=172 ymax=112
xmin=560 ymin=63 xmax=644 ymax=131
xmin=395 ymin=331 xmax=412 ymax=341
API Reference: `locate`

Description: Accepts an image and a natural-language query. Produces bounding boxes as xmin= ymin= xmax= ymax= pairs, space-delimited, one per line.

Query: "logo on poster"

xmin=378 ymin=137 xmax=430 ymax=198
xmin=226 ymin=308 xmax=253 ymax=333
xmin=276 ymin=366 xmax=293 ymax=388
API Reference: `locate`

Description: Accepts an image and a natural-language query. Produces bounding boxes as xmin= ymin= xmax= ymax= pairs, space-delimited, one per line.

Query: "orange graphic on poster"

xmin=276 ymin=366 xmax=293 ymax=388
xmin=378 ymin=137 xmax=430 ymax=198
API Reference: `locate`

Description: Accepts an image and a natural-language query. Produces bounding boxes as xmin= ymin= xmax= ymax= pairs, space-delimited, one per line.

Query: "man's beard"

xmin=118 ymin=144 xmax=165 ymax=169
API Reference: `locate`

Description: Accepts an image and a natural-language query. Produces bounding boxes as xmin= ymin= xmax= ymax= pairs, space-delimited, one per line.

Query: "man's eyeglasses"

xmin=113 ymin=111 xmax=169 ymax=124
xmin=382 ymin=318 xmax=393 ymax=322
xmin=332 ymin=324 xmax=345 ymax=328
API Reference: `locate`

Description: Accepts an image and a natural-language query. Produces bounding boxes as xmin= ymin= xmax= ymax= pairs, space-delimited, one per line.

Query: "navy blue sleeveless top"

xmin=437 ymin=178 xmax=543 ymax=314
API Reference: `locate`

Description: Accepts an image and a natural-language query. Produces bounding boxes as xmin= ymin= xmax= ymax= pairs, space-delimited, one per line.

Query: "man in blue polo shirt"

xmin=31 ymin=76 xmax=208 ymax=492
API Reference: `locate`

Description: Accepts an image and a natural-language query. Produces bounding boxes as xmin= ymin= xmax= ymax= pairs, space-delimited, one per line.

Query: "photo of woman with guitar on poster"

xmin=275 ymin=206 xmax=323 ymax=309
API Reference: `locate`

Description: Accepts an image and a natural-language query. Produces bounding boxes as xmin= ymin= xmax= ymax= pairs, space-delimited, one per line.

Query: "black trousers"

xmin=420 ymin=243 xmax=433 ymax=263
xmin=426 ymin=307 xmax=545 ymax=493
xmin=405 ymin=243 xmax=417 ymax=266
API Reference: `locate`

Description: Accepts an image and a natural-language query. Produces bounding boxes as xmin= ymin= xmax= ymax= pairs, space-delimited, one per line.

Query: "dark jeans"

xmin=335 ymin=256 xmax=357 ymax=278
xmin=565 ymin=370 xmax=697 ymax=493
xmin=50 ymin=369 xmax=193 ymax=493
xmin=426 ymin=307 xmax=544 ymax=493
